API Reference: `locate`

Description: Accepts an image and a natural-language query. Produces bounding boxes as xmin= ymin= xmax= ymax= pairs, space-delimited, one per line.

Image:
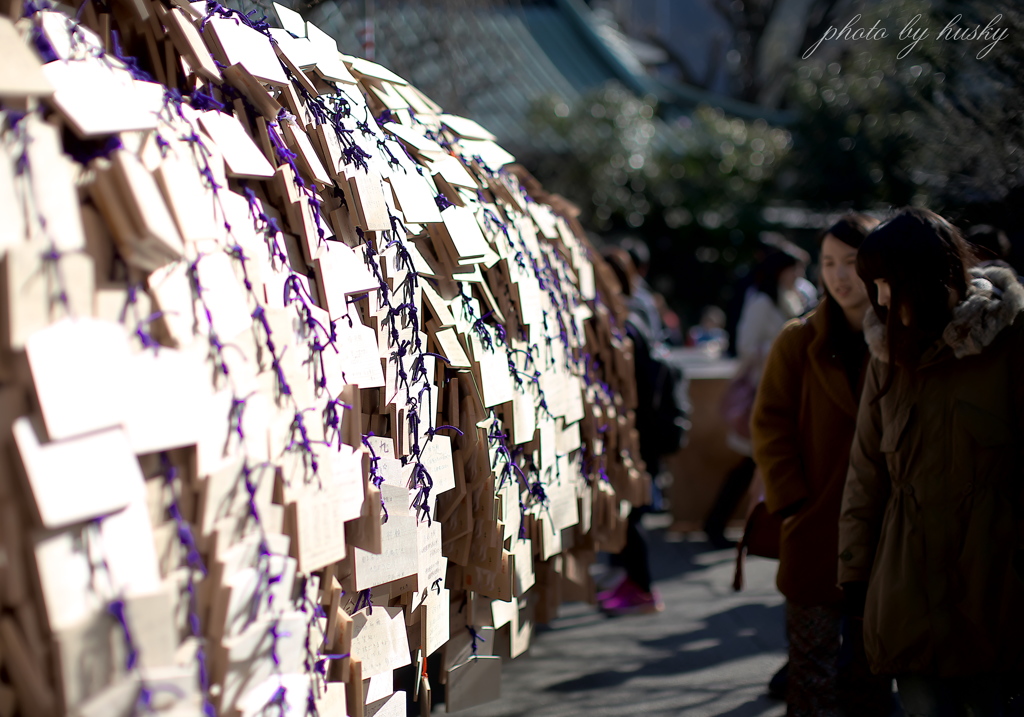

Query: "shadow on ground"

xmin=546 ymin=602 xmax=784 ymax=693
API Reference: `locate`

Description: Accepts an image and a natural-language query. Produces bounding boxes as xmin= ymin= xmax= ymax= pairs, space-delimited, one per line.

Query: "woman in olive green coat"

xmin=839 ymin=208 xmax=1024 ymax=715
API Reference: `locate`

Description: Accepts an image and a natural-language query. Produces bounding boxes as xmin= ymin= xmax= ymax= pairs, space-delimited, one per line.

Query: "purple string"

xmin=434 ymin=193 xmax=454 ymax=211
xmin=282 ymin=274 xmax=337 ymax=394
xmin=360 ymin=434 xmax=389 ymax=523
xmin=229 ymin=395 xmax=250 ymax=443
xmin=314 ymin=653 xmax=349 ymax=677
xmin=423 ymin=128 xmax=452 ymax=152
xmin=354 ymin=589 xmax=373 ymax=614
xmin=286 ymin=408 xmax=319 ymax=475
xmin=466 ymin=626 xmax=486 ymax=657
xmin=28 ymin=24 xmax=59 ymax=61
xmin=354 ymin=112 xmax=376 ymax=139
xmin=470 ymin=154 xmax=498 ymax=178
xmin=136 ymin=683 xmax=186 ymax=714
xmin=267 ymin=118 xmax=326 ymax=247
xmin=239 ymin=462 xmax=287 ymax=641
xmin=376 ymin=137 xmax=402 ymax=170
xmin=482 ymin=206 xmax=513 ymax=251
xmin=486 ymin=421 xmax=544 ymax=531
xmin=107 ymin=599 xmax=139 ymax=670
xmin=200 ymin=0 xmax=271 ymax=34
xmin=241 ymin=183 xmax=289 ymax=267
xmin=158 ymin=454 xmax=217 ymax=714
xmin=161 ymin=457 xmax=207 ymax=578
xmin=265 ymin=685 xmax=288 ymax=717
xmin=429 ymin=424 xmax=463 ymax=437
xmin=15 ymin=117 xmax=74 ymax=314
xmin=458 ymin=283 xmax=553 ymax=419
xmin=39 ymin=247 xmax=71 ymax=312
xmin=189 ymin=86 xmax=225 ymax=112
xmin=252 ymin=306 xmax=293 ymax=401
xmin=22 ymin=0 xmax=51 ymax=17
xmin=471 ymin=317 xmax=493 ymax=351
xmin=411 ymin=462 xmax=433 ymax=525
xmin=296 ymin=583 xmax=331 ymax=709
xmin=323 ymin=397 xmax=352 ymax=450
xmin=188 ymin=256 xmax=232 ymax=378
xmin=268 ymin=622 xmax=290 ymax=666
xmin=110 ymin=29 xmax=154 ymax=82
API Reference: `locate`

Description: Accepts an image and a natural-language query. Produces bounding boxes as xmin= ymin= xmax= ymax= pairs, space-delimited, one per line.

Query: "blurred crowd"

xmin=597 ymin=211 xmax=1024 ymax=717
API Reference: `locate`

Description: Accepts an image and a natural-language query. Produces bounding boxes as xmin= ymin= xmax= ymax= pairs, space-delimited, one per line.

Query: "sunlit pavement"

xmin=445 ymin=514 xmax=788 ymax=717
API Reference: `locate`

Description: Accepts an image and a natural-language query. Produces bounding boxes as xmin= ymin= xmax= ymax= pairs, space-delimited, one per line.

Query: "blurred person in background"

xmin=704 ymin=248 xmax=807 ymax=549
xmin=761 ymin=232 xmax=820 ymax=314
xmin=688 ymin=305 xmax=729 ymax=356
xmin=840 ymin=208 xmax=1024 ymax=716
xmin=620 ymin=236 xmax=668 ymax=346
xmin=598 ymin=247 xmax=688 ymax=615
xmin=654 ymin=292 xmax=684 ymax=347
xmin=725 ymin=236 xmax=817 ymax=356
xmin=752 ymin=215 xmax=894 ymax=715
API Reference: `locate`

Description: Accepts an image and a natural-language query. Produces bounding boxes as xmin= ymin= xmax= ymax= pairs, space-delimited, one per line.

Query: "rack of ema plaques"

xmin=0 ymin=2 xmax=650 ymax=716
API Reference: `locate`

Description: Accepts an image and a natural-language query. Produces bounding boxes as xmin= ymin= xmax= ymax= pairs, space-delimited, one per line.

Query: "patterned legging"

xmin=786 ymin=602 xmax=893 ymax=717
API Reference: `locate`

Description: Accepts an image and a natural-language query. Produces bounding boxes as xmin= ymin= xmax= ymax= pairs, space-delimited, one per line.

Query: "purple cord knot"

xmin=411 ymin=462 xmax=433 ymax=524
xmin=108 ymin=599 xmax=139 ymax=670
xmin=466 ymin=626 xmax=486 ymax=656
xmin=354 ymin=589 xmax=373 ymax=614
xmin=189 ymin=87 xmax=225 ymax=112
xmin=342 ymin=143 xmax=372 ymax=172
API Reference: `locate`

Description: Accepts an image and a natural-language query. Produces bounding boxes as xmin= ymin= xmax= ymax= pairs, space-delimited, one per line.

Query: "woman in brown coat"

xmin=752 ymin=215 xmax=893 ymax=714
xmin=839 ymin=208 xmax=1024 ymax=715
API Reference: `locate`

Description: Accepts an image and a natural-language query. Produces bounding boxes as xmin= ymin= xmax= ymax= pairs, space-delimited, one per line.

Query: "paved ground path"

xmin=446 ymin=516 xmax=788 ymax=717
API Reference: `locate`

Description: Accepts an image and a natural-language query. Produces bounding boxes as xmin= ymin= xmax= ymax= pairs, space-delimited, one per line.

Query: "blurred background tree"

xmin=528 ymin=89 xmax=792 ymax=322
xmin=912 ymin=1 xmax=1024 ymax=229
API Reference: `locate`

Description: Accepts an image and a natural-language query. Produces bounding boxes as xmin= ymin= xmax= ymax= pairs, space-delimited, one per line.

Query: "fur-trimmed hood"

xmin=863 ymin=265 xmax=1024 ymax=361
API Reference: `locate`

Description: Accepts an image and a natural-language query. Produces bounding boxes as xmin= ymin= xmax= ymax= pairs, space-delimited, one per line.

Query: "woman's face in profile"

xmin=874 ymin=278 xmax=911 ymax=325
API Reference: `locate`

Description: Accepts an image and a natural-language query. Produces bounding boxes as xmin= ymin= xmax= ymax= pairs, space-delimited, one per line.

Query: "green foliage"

xmin=527 ymin=84 xmax=660 ymax=231
xmin=915 ymin=0 xmax=1024 ymax=208
xmin=527 ymin=87 xmax=790 ymax=245
xmin=781 ymin=46 xmax=936 ymax=208
xmin=667 ymin=107 xmax=792 ymax=233
xmin=780 ymin=0 xmax=1024 ymax=215
xmin=526 ymin=87 xmax=794 ymax=319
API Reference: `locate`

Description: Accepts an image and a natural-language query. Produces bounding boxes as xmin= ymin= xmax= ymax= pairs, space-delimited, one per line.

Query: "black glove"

xmin=841 ymin=581 xmax=868 ymax=619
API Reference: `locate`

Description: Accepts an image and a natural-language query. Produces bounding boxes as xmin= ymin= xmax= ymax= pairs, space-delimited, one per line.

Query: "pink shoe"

xmin=596 ymin=577 xmax=628 ymax=603
xmin=600 ymin=580 xmax=664 ymax=616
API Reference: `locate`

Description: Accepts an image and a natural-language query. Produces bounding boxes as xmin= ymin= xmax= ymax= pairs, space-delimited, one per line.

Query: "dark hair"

xmin=967 ymin=224 xmax=1011 ymax=262
xmin=818 ymin=213 xmax=878 ymax=252
xmin=602 ymin=247 xmax=637 ymax=297
xmin=752 ymin=250 xmax=799 ymax=305
xmin=856 ymin=207 xmax=974 ymax=394
xmin=619 ymin=236 xmax=650 ymax=272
